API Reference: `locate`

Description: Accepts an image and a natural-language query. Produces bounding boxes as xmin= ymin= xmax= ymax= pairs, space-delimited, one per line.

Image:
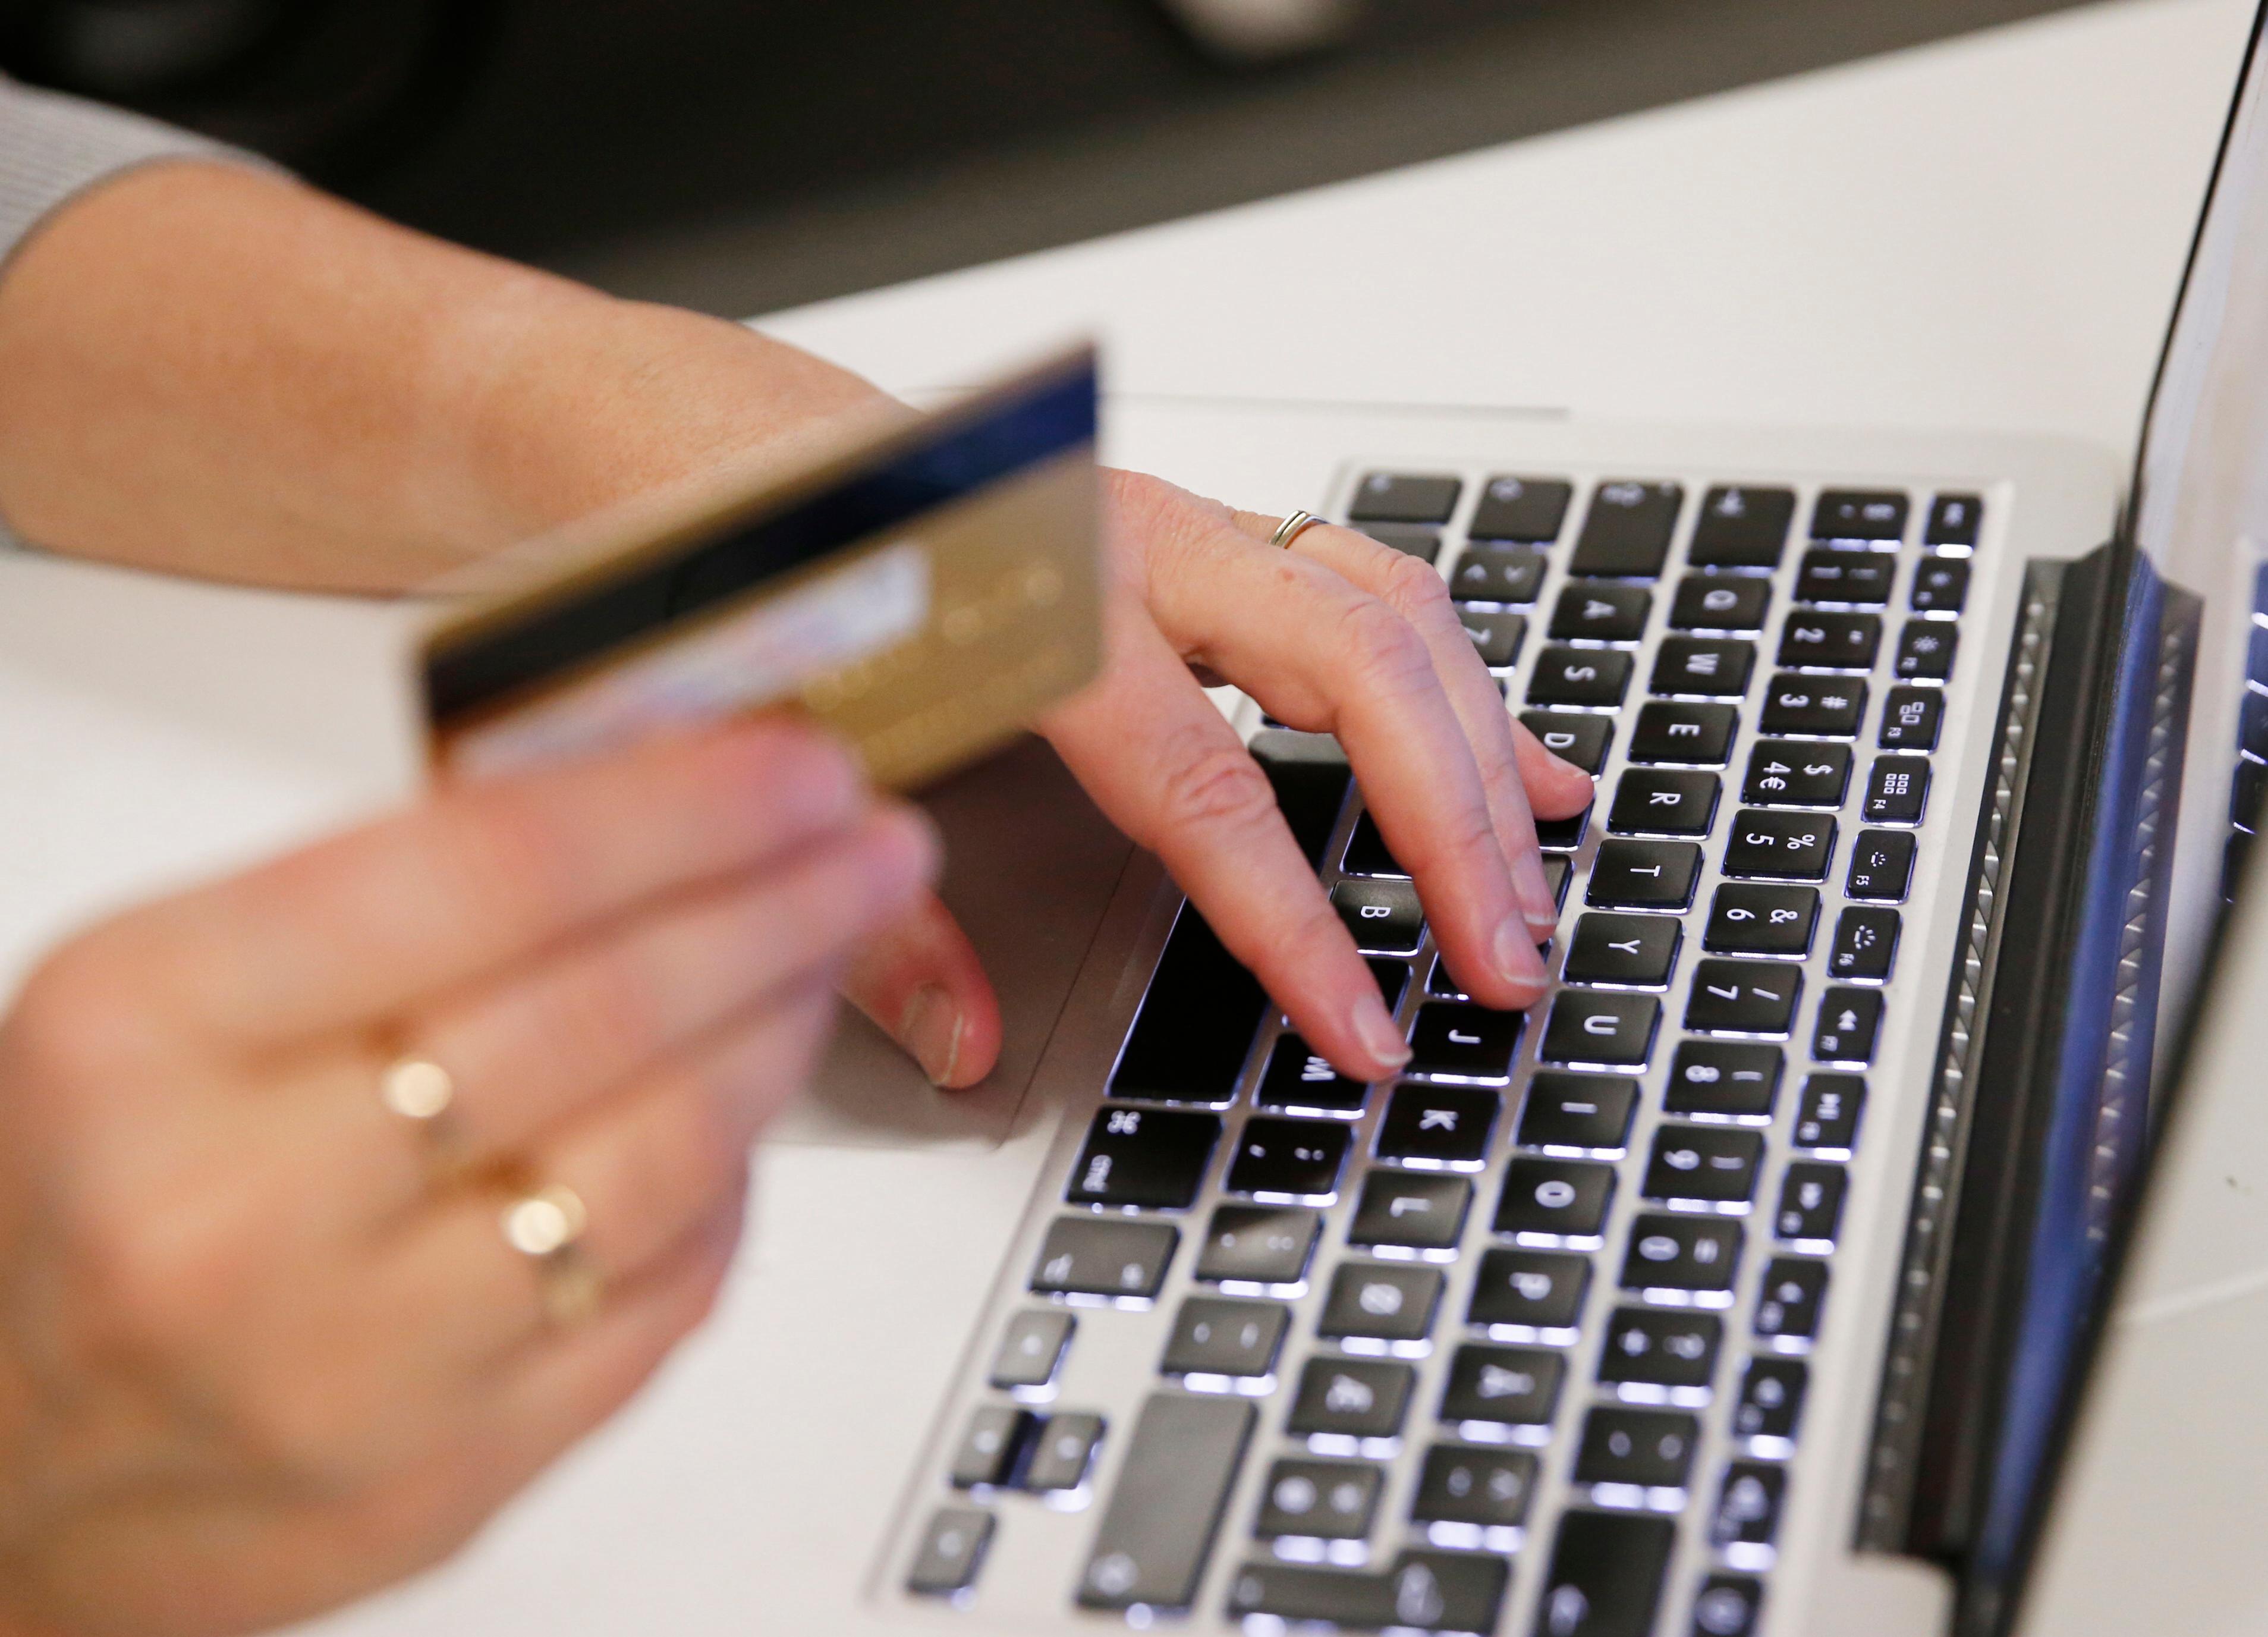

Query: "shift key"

xmin=1078 ymin=1393 xmax=1256 ymax=1610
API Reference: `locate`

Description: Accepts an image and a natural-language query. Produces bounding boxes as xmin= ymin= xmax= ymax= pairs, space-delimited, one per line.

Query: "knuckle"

xmin=1333 ymin=596 xmax=1435 ymax=698
xmin=6 ymin=935 xmax=151 ymax=1091
xmin=1375 ymin=547 xmax=1455 ymax=619
xmin=58 ymin=1178 xmax=254 ymax=1363
xmin=1153 ymin=728 xmax=1278 ymax=840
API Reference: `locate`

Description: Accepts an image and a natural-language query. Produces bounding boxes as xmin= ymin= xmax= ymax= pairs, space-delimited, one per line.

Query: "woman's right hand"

xmin=0 ymin=721 xmax=936 ymax=1637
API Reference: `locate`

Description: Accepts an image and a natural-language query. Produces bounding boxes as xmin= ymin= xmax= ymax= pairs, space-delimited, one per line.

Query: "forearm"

xmin=0 ymin=162 xmax=888 ymax=593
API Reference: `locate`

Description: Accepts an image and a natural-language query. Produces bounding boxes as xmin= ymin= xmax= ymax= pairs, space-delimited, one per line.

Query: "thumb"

xmin=839 ymin=891 xmax=1003 ymax=1089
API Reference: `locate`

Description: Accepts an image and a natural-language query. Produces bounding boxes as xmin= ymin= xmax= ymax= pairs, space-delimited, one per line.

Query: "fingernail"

xmin=1354 ymin=995 xmax=1411 ymax=1073
xmin=899 ymin=984 xmax=964 ymax=1087
xmin=1495 ymin=918 xmax=1549 ymax=990
xmin=1513 ymin=853 xmax=1561 ymax=934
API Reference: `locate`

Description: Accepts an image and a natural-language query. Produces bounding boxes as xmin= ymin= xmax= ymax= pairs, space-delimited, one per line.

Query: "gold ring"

xmin=378 ymin=1052 xmax=476 ymax=1186
xmin=1269 ymin=510 xmax=1323 ymax=550
xmin=501 ymin=1183 xmax=603 ymax=1328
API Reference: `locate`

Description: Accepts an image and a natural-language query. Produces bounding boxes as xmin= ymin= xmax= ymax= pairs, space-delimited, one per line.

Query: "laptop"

xmin=836 ymin=7 xmax=2268 ymax=1635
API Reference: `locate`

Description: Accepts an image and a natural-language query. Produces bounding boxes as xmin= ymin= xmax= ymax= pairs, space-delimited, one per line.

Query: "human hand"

xmin=0 ymin=722 xmax=935 ymax=1637
xmin=841 ymin=470 xmax=1596 ymax=1089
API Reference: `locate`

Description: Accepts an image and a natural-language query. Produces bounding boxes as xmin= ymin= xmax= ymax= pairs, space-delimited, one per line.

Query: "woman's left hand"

xmin=844 ymin=469 xmax=1596 ymax=1088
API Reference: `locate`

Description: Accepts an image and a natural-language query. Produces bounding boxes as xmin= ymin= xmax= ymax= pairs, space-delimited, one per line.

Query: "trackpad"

xmin=766 ymin=736 xmax=1133 ymax=1149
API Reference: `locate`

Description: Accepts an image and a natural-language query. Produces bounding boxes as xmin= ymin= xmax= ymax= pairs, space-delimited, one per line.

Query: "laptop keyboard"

xmin=902 ymin=469 xmax=1981 ymax=1635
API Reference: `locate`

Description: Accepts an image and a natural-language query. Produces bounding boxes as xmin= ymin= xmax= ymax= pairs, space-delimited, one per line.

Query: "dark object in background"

xmin=0 ymin=0 xmax=501 ymax=181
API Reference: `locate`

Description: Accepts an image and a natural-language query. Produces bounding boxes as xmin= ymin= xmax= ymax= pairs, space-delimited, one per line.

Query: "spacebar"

xmin=1076 ymin=1392 xmax=1255 ymax=1610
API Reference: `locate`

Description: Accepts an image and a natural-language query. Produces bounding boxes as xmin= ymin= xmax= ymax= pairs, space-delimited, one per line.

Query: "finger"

xmin=1044 ymin=614 xmax=1411 ymax=1079
xmin=839 ymin=891 xmax=1004 ymax=1089
xmin=373 ymin=979 xmax=831 ymax=1375
xmin=1233 ymin=507 xmax=1561 ymax=938
xmin=1108 ymin=474 xmax=1544 ymax=1011
xmin=1510 ymin=717 xmax=1600 ymax=819
xmin=330 ymin=805 xmax=937 ymax=1214
xmin=121 ymin=719 xmax=871 ymax=1046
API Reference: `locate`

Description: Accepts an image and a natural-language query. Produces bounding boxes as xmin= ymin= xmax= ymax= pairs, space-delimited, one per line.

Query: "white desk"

xmin=0 ymin=1 xmax=2254 ymax=1631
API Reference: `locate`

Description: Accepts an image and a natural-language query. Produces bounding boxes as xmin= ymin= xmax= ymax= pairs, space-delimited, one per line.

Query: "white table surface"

xmin=2 ymin=1 xmax=2259 ymax=1632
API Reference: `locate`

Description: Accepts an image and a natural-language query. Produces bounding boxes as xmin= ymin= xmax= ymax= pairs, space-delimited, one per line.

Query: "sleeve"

xmin=0 ymin=76 xmax=286 ymax=554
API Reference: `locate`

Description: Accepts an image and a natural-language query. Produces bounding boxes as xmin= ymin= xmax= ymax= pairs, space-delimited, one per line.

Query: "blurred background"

xmin=0 ymin=0 xmax=2094 ymax=319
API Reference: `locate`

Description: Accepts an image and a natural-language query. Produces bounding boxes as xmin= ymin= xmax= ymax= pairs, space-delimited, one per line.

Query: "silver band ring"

xmin=1269 ymin=510 xmax=1323 ymax=550
xmin=379 ymin=1052 xmax=476 ymax=1185
xmin=501 ymin=1182 xmax=603 ymax=1328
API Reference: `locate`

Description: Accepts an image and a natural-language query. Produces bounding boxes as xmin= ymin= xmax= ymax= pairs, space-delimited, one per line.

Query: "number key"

xmin=1665 ymin=1041 xmax=1783 ymax=1118
xmin=1685 ymin=959 xmax=1803 ymax=1036
xmin=1777 ymin=611 xmax=1882 ymax=670
xmin=1759 ymin=674 xmax=1868 ymax=736
xmin=1741 ymin=740 xmax=1851 ymax=806
xmin=1704 ymin=883 xmax=1819 ymax=956
xmin=1794 ymin=546 xmax=1895 ymax=606
xmin=1722 ymin=810 xmax=1838 ymax=880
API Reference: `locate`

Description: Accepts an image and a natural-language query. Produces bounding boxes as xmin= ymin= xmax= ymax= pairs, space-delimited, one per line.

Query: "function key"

xmin=1031 ymin=1216 xmax=1180 ymax=1297
xmin=1552 ymin=583 xmax=1654 ymax=641
xmin=1608 ymin=769 xmax=1720 ymax=838
xmin=1759 ymin=674 xmax=1868 ymax=737
xmin=1319 ymin=1262 xmax=1443 ymax=1343
xmin=1111 ymin=906 xmax=1266 ymax=1103
xmin=1628 ymin=701 xmax=1738 ymax=766
xmin=1754 ymin=1258 xmax=1829 ymax=1344
xmin=1722 ymin=810 xmax=1838 ymax=881
xmin=1690 ymin=486 xmax=1795 ymax=569
xmin=1910 ymin=555 xmax=1970 ymax=614
xmin=1350 ymin=471 xmax=1461 ymax=524
xmin=1524 ymin=709 xmax=1615 ymax=774
xmin=907 ymin=1506 xmax=996 ymax=1597
xmin=1411 ymin=1444 xmax=1537 ymax=1528
xmin=1879 ymin=686 xmax=1945 ymax=750
xmin=1333 ymin=878 xmax=1424 ymax=953
xmin=1794 ymin=547 xmax=1895 ymax=607
xmin=1620 ymin=1214 xmax=1744 ymax=1295
xmin=1926 ymin=492 xmax=1984 ymax=549
xmin=1665 ymin=1041 xmax=1784 ymax=1119
xmin=1347 ymin=1170 xmax=1473 ymax=1251
xmin=1650 ymin=637 xmax=1755 ymax=699
xmin=990 ymin=1309 xmax=1075 ymax=1390
xmin=1517 ymin=1072 xmax=1640 ymax=1152
xmin=1693 ymin=1575 xmax=1767 ymax=1637
xmin=1733 ymin=1358 xmax=1810 ymax=1442
xmin=1575 ymin=1406 xmax=1699 ymax=1489
xmin=1845 ymin=829 xmax=1917 ymax=901
xmin=1542 ymin=991 xmax=1661 ymax=1066
xmin=1024 ymin=1413 xmax=1107 ymax=1492
xmin=1529 ymin=646 xmax=1635 ymax=708
xmin=1811 ymin=489 xmax=1908 ymax=542
xmin=1067 ymin=1107 xmax=1222 ymax=1209
xmin=1793 ymin=1074 xmax=1866 ymax=1154
xmin=1253 ymin=1457 xmax=1382 ymax=1539
xmin=1598 ymin=1308 xmax=1722 ymax=1393
xmin=1196 ymin=1203 xmax=1320 ymax=1284
xmin=1774 ymin=1162 xmax=1847 ymax=1246
xmin=1286 ymin=1356 xmax=1415 ymax=1438
xmin=1451 ymin=543 xmax=1546 ymax=605
xmin=1587 ymin=838 xmax=1703 ymax=909
xmin=1226 ymin=1117 xmax=1351 ymax=1199
xmin=1259 ymin=1033 xmax=1371 ymax=1113
xmin=1685 ymin=960 xmax=1803 ymax=1037
xmin=951 ymin=1404 xmax=1037 ymax=1487
xmin=1493 ymin=1159 xmax=1618 ymax=1241
xmin=1777 ymin=611 xmax=1882 ymax=671
xmin=1642 ymin=1124 xmax=1763 ymax=1205
xmin=1709 ymin=1463 xmax=1786 ymax=1552
xmin=1376 ymin=1084 xmax=1500 ymax=1167
xmin=1470 ymin=475 xmax=1574 ymax=541
xmin=1564 ymin=912 xmax=1684 ymax=986
xmin=1741 ymin=740 xmax=1851 ymax=807
xmin=1354 ymin=523 xmax=1442 ymax=563
xmin=1342 ymin=812 xmax=1406 ymax=878
xmin=1828 ymin=906 xmax=1901 ymax=981
xmin=1458 ymin=608 xmax=1528 ymax=668
xmin=1440 ymin=1343 xmax=1565 ymax=1427
xmin=1536 ymin=1510 xmax=1676 ymax=1637
xmin=1408 ymin=1002 xmax=1525 ymax=1080
xmin=1811 ymin=989 xmax=1884 ymax=1065
xmin=1162 ymin=1296 xmax=1291 ymax=1378
xmin=1671 ymin=572 xmax=1772 ymax=632
xmin=1571 ymin=480 xmax=1684 ymax=577
xmin=1077 ymin=1393 xmax=1255 ymax=1611
xmin=1469 ymin=1247 xmax=1591 ymax=1330
xmin=1893 ymin=621 xmax=1958 ymax=681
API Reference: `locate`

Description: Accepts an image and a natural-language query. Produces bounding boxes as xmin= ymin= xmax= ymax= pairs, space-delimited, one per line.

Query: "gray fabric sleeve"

xmin=0 ymin=76 xmax=285 ymax=552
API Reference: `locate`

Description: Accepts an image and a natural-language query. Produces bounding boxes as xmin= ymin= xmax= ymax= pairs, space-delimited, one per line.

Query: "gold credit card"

xmin=416 ymin=345 xmax=1103 ymax=791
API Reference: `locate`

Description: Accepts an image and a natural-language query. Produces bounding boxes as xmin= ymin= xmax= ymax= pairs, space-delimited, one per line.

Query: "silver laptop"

xmin=833 ymin=8 xmax=2268 ymax=1635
